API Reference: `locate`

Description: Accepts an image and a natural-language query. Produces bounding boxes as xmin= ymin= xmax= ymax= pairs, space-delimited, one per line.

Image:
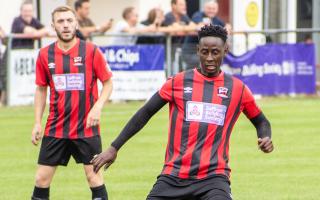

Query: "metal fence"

xmin=0 ymin=28 xmax=320 ymax=105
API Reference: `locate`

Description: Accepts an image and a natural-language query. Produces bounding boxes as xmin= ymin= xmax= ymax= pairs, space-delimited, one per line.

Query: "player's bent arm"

xmin=250 ymin=112 xmax=274 ymax=153
xmin=111 ymin=92 xmax=167 ymax=150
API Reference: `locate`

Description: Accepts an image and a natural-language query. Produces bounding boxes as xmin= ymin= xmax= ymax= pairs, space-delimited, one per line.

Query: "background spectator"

xmin=11 ymin=1 xmax=49 ymax=49
xmin=182 ymin=0 xmax=230 ymax=70
xmin=192 ymin=1 xmax=225 ymax=27
xmin=112 ymin=6 xmax=156 ymax=45
xmin=75 ymin=0 xmax=113 ymax=40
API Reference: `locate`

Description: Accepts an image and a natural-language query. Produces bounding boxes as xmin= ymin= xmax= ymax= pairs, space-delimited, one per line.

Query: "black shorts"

xmin=147 ymin=175 xmax=232 ymax=200
xmin=38 ymin=135 xmax=102 ymax=166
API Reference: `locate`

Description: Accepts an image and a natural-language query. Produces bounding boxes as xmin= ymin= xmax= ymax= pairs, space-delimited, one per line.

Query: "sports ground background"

xmin=0 ymin=97 xmax=319 ymax=199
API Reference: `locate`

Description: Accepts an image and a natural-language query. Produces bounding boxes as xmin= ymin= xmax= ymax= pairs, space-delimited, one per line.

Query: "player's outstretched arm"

xmin=250 ymin=112 xmax=274 ymax=153
xmin=31 ymin=86 xmax=47 ymax=146
xmin=91 ymin=92 xmax=167 ymax=173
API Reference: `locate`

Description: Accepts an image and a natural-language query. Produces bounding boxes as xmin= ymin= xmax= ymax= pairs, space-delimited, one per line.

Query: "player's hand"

xmin=258 ymin=137 xmax=274 ymax=153
xmin=86 ymin=105 xmax=101 ymax=128
xmin=91 ymin=146 xmax=118 ymax=173
xmin=31 ymin=123 xmax=42 ymax=146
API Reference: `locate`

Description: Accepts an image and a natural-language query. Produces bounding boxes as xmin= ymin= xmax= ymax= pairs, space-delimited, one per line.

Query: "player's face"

xmin=197 ymin=36 xmax=227 ymax=77
xmin=52 ymin=11 xmax=78 ymax=43
xmin=21 ymin=4 xmax=34 ymax=24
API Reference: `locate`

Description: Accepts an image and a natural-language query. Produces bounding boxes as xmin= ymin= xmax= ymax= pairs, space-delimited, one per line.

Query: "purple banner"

xmin=99 ymin=45 xmax=164 ymax=71
xmin=222 ymin=43 xmax=316 ymax=95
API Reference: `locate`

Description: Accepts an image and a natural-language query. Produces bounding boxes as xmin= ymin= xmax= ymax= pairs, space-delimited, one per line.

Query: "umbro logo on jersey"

xmin=48 ymin=63 xmax=55 ymax=69
xmin=184 ymin=87 xmax=193 ymax=93
xmin=74 ymin=56 xmax=83 ymax=66
xmin=217 ymin=87 xmax=228 ymax=98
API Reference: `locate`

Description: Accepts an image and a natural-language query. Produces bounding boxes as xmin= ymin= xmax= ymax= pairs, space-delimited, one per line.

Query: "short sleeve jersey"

xmin=36 ymin=39 xmax=112 ymax=139
xmin=158 ymin=69 xmax=261 ymax=180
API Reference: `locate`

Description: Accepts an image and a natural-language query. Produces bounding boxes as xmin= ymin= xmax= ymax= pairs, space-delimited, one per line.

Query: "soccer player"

xmin=91 ymin=24 xmax=274 ymax=200
xmin=31 ymin=6 xmax=112 ymax=200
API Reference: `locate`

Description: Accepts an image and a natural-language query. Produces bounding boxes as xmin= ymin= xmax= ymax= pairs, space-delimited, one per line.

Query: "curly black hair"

xmin=198 ymin=24 xmax=228 ymax=43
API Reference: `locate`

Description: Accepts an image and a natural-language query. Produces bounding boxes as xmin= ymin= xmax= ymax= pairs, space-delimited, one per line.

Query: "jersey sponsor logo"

xmin=48 ymin=62 xmax=55 ymax=69
xmin=184 ymin=87 xmax=193 ymax=93
xmin=53 ymin=73 xmax=85 ymax=91
xmin=217 ymin=87 xmax=229 ymax=98
xmin=73 ymin=56 xmax=83 ymax=66
xmin=186 ymin=101 xmax=227 ymax=126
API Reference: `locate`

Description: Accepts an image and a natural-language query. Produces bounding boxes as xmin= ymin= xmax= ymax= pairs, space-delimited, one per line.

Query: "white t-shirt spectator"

xmin=112 ymin=20 xmax=145 ymax=45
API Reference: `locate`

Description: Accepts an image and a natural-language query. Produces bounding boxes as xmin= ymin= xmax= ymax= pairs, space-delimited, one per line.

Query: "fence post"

xmin=166 ymin=34 xmax=172 ymax=77
xmin=5 ymin=35 xmax=12 ymax=106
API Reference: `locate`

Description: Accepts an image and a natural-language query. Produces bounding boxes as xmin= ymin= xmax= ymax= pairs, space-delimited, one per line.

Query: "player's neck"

xmin=57 ymin=38 xmax=77 ymax=52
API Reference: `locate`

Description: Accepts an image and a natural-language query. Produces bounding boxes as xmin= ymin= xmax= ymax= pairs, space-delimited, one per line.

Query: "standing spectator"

xmin=11 ymin=1 xmax=49 ymax=49
xmin=182 ymin=1 xmax=229 ymax=70
xmin=163 ymin=0 xmax=191 ymax=27
xmin=112 ymin=7 xmax=156 ymax=45
xmin=75 ymin=0 xmax=113 ymax=40
xmin=163 ymin=0 xmax=199 ymax=73
xmin=192 ymin=1 xmax=225 ymax=27
xmin=30 ymin=6 xmax=113 ymax=200
xmin=137 ymin=7 xmax=166 ymax=44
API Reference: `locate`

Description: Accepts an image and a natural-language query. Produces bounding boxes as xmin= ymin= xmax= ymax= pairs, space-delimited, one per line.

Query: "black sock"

xmin=32 ymin=186 xmax=49 ymax=200
xmin=90 ymin=184 xmax=108 ymax=200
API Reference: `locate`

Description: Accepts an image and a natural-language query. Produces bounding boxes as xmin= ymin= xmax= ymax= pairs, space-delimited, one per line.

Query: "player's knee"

xmin=86 ymin=171 xmax=103 ymax=187
xmin=35 ymin=173 xmax=51 ymax=187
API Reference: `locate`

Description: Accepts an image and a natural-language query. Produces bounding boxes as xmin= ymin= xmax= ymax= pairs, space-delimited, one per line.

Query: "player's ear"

xmin=51 ymin=22 xmax=54 ymax=30
xmin=224 ymin=43 xmax=229 ymax=55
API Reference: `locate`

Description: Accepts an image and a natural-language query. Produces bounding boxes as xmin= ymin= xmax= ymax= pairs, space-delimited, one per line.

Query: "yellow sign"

xmin=246 ymin=2 xmax=259 ymax=27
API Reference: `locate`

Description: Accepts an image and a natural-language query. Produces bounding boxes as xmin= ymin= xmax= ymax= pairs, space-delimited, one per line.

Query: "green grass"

xmin=0 ymin=97 xmax=319 ymax=200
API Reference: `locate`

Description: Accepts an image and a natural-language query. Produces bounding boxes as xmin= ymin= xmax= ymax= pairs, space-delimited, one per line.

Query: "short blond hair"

xmin=51 ymin=6 xmax=76 ymax=22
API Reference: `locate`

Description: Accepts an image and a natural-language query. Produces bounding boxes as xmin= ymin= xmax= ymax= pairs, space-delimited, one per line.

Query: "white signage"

xmin=232 ymin=0 xmax=265 ymax=55
xmin=8 ymin=50 xmax=166 ymax=106
xmin=8 ymin=50 xmax=38 ymax=106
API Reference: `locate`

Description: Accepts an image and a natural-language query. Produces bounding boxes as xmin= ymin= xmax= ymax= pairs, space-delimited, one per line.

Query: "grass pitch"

xmin=0 ymin=97 xmax=319 ymax=200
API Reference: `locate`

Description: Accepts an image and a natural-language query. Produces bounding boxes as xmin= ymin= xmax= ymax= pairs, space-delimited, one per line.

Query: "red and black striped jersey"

xmin=158 ymin=68 xmax=261 ymax=180
xmin=35 ymin=39 xmax=112 ymax=139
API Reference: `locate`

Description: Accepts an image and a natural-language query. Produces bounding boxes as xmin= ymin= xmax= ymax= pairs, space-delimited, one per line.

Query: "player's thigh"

xmin=71 ymin=135 xmax=102 ymax=164
xmin=38 ymin=136 xmax=72 ymax=166
xmin=34 ymin=165 xmax=57 ymax=187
